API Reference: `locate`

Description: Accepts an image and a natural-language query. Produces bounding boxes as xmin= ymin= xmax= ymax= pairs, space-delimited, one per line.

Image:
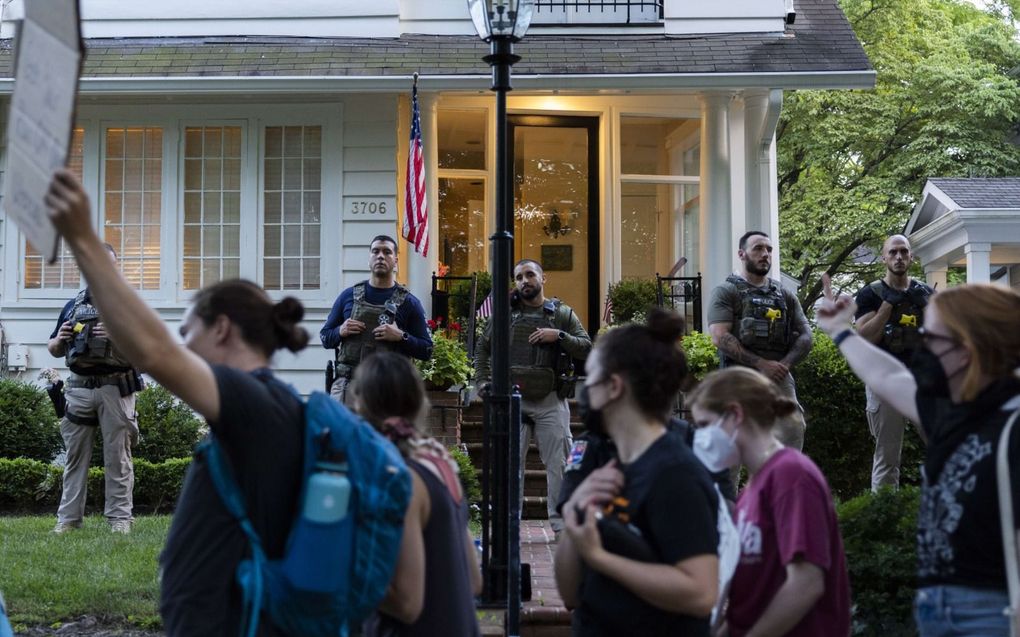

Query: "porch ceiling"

xmin=0 ymin=0 xmax=872 ymax=93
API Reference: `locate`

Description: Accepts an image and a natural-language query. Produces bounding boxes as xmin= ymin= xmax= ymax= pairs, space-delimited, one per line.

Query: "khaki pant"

xmin=57 ymin=384 xmax=138 ymax=525
xmin=329 ymin=376 xmax=356 ymax=407
xmin=520 ymin=392 xmax=572 ymax=532
xmin=866 ymin=385 xmax=921 ymax=492
xmin=773 ymin=372 xmax=806 ymax=451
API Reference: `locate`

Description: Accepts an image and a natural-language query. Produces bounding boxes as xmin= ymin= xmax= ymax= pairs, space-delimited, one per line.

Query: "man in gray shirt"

xmin=706 ymin=231 xmax=812 ymax=449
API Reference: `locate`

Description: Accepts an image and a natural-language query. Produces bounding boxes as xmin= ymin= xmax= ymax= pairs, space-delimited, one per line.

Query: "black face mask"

xmin=909 ymin=347 xmax=952 ymax=398
xmin=576 ymin=384 xmax=606 ymax=438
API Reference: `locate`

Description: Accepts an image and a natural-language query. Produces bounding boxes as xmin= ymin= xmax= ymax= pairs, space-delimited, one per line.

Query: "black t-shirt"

xmin=915 ymin=378 xmax=1020 ymax=590
xmin=571 ymin=433 xmax=719 ymax=637
xmin=854 ymin=279 xmax=932 ymax=361
xmin=159 ymin=366 xmax=304 ymax=637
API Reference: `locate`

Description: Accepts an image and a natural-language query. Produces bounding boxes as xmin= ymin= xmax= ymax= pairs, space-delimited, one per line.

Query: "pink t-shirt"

xmin=726 ymin=449 xmax=851 ymax=637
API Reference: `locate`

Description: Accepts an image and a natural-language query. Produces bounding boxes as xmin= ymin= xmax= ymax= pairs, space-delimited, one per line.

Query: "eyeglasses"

xmin=917 ymin=327 xmax=960 ymax=347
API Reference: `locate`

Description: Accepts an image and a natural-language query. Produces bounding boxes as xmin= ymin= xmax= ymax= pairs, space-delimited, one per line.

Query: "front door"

xmin=509 ymin=116 xmax=599 ymax=331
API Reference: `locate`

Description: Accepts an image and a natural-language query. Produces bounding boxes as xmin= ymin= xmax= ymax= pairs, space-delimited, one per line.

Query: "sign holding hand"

xmin=2 ymin=0 xmax=83 ymax=262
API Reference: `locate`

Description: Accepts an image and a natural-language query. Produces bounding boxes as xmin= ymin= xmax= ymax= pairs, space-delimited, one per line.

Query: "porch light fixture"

xmin=467 ymin=1 xmax=533 ymax=635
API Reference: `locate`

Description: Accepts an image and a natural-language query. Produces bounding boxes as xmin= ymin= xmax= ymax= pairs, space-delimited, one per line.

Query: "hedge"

xmin=0 ymin=456 xmax=191 ymax=513
xmin=0 ymin=379 xmax=62 ymax=462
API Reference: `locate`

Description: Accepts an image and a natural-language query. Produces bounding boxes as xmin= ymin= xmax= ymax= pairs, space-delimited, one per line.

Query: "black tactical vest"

xmin=509 ymin=299 xmax=574 ymax=401
xmin=727 ymin=275 xmax=791 ymax=360
xmin=64 ymin=289 xmax=133 ymax=375
xmin=336 ymin=282 xmax=410 ymax=368
xmin=869 ymin=280 xmax=933 ymax=357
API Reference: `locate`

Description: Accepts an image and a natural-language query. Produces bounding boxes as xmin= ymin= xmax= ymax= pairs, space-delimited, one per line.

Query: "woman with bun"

xmin=45 ymin=168 xmax=309 ymax=636
xmin=687 ymin=367 xmax=850 ymax=637
xmin=554 ymin=308 xmax=720 ymax=637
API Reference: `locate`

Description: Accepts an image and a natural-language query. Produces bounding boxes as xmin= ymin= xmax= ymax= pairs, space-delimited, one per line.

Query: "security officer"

xmin=319 ymin=235 xmax=432 ymax=405
xmin=475 ymin=258 xmax=592 ymax=534
xmin=853 ymin=234 xmax=933 ymax=491
xmin=707 ymin=231 xmax=813 ymax=450
xmin=47 ymin=243 xmax=144 ymax=534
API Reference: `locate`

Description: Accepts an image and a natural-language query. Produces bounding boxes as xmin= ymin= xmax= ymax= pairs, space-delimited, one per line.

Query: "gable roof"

xmin=927 ymin=178 xmax=1020 ymax=209
xmin=0 ymin=0 xmax=872 ymax=90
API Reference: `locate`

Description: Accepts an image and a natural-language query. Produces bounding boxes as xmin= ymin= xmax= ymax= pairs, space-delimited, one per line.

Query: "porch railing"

xmin=655 ymin=273 xmax=702 ymax=334
xmin=532 ymin=0 xmax=663 ymax=25
xmin=431 ymin=272 xmax=479 ymax=359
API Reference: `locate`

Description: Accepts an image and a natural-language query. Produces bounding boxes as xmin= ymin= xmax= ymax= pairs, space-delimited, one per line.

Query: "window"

xmin=262 ymin=126 xmax=321 ymax=291
xmin=103 ymin=127 xmax=163 ymax=290
xmin=23 ymin=128 xmax=84 ymax=289
xmin=182 ymin=126 xmax=243 ymax=290
xmin=436 ymin=109 xmax=488 ymax=275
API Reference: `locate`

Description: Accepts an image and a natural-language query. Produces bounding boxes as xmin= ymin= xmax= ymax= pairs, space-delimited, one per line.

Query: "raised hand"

xmin=45 ymin=169 xmax=94 ymax=245
xmin=816 ymin=274 xmax=856 ymax=337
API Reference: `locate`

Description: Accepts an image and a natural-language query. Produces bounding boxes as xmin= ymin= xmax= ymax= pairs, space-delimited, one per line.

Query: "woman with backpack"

xmin=554 ymin=308 xmax=720 ymax=637
xmin=351 ymin=351 xmax=482 ymax=637
xmin=45 ymin=169 xmax=307 ymax=636
xmin=818 ymin=277 xmax=1020 ymax=636
xmin=687 ymin=366 xmax=851 ymax=637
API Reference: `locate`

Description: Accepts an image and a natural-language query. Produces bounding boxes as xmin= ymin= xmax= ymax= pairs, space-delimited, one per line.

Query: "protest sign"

xmin=2 ymin=0 xmax=83 ymax=262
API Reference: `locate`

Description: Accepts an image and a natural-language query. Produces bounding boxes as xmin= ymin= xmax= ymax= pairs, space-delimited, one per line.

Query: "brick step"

xmin=460 ymin=420 xmax=585 ymax=445
xmin=464 ymin=442 xmax=551 ymax=472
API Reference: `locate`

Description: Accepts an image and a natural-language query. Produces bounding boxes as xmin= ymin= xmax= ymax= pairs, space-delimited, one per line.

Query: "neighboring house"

xmin=907 ymin=178 xmax=1020 ymax=290
xmin=0 ymin=0 xmax=873 ymax=392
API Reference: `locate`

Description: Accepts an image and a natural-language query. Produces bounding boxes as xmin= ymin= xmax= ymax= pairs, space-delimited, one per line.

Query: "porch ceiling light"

xmin=467 ymin=0 xmax=535 ymax=41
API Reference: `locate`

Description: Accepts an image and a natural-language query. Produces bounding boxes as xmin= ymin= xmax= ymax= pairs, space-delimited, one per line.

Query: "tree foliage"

xmin=779 ymin=0 xmax=1020 ymax=309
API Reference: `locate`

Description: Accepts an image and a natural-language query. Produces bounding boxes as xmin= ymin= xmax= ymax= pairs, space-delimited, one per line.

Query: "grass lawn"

xmin=0 ymin=515 xmax=169 ymax=630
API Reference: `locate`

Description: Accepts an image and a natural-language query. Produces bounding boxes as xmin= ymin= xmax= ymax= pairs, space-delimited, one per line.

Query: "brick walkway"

xmin=519 ymin=520 xmax=571 ymax=637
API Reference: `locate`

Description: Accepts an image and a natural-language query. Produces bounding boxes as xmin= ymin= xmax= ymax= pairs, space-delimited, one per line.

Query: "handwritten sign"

xmin=2 ymin=0 xmax=83 ymax=262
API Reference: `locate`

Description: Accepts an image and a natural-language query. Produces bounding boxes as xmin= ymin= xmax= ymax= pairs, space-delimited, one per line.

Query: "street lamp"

xmin=466 ymin=1 xmax=533 ymax=634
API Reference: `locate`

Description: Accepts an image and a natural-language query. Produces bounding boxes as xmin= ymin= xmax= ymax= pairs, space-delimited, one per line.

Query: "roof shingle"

xmin=929 ymin=178 xmax=1020 ymax=209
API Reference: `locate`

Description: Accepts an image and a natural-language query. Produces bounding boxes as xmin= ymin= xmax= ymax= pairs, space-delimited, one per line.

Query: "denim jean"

xmin=915 ymin=585 xmax=1011 ymax=637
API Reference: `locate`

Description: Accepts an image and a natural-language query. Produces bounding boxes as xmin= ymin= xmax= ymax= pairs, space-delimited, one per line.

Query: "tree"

xmin=778 ymin=0 xmax=1020 ymax=310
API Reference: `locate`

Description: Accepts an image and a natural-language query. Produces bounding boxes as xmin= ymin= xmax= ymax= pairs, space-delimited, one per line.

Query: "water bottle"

xmin=304 ymin=460 xmax=351 ymax=524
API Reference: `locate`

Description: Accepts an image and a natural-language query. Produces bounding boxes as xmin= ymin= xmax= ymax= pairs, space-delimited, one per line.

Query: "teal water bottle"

xmin=304 ymin=460 xmax=351 ymax=524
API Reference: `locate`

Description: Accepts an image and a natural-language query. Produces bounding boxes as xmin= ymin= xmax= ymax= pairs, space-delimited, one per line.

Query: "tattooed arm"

xmin=780 ymin=293 xmax=813 ymax=368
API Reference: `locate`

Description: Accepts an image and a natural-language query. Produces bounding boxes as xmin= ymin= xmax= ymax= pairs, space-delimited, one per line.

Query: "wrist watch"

xmin=557 ymin=330 xmax=566 ymax=342
xmin=401 ymin=331 xmax=410 ymax=341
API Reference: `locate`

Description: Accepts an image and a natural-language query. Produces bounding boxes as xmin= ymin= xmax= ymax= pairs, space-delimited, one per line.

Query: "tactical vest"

xmin=64 ymin=289 xmax=133 ymax=375
xmin=509 ymin=299 xmax=575 ymax=401
xmin=727 ymin=275 xmax=791 ymax=360
xmin=336 ymin=282 xmax=410 ymax=371
xmin=869 ymin=280 xmax=932 ymax=357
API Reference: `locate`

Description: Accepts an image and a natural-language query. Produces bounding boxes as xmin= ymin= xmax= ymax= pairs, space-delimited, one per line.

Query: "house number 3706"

xmin=350 ymin=201 xmax=387 ymax=215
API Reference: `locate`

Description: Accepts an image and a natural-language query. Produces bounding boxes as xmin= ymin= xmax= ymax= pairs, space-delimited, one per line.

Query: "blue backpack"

xmin=201 ymin=390 xmax=412 ymax=637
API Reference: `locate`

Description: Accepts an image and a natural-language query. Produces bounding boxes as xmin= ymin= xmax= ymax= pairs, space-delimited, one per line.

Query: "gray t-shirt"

xmin=706 ymin=276 xmax=807 ymax=362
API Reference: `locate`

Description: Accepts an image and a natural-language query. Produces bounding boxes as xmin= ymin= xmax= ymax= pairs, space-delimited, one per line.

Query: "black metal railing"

xmin=533 ymin=0 xmax=663 ymax=24
xmin=431 ymin=272 xmax=479 ymax=359
xmin=655 ymin=273 xmax=703 ymax=334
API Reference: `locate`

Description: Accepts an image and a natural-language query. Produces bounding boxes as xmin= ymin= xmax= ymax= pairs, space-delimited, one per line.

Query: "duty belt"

xmin=65 ymin=371 xmax=132 ymax=389
xmin=334 ymin=362 xmax=354 ymax=380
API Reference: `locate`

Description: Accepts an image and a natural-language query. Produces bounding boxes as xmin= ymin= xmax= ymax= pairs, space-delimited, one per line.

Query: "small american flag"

xmin=602 ymin=295 xmax=613 ymax=324
xmin=402 ymin=74 xmax=429 ymax=257
xmin=476 ymin=293 xmax=492 ymax=319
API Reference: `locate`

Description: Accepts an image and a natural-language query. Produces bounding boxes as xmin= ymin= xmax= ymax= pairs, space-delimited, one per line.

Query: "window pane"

xmin=437 ymin=178 xmax=486 ymax=275
xmin=438 ymin=109 xmax=486 ymax=170
xmin=263 ymin=125 xmax=321 ymax=290
xmin=620 ymin=117 xmax=700 ymax=176
xmin=103 ymin=127 xmax=162 ymax=290
xmin=620 ymin=182 xmax=684 ymax=279
xmin=181 ymin=126 xmax=244 ymax=290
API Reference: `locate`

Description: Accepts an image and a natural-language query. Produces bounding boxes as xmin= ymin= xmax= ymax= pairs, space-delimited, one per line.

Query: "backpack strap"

xmin=199 ymin=438 xmax=268 ymax=637
xmin=995 ymin=401 xmax=1020 ymax=629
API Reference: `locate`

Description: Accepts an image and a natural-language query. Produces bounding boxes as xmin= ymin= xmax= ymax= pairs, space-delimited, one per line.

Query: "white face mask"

xmin=693 ymin=415 xmax=740 ymax=473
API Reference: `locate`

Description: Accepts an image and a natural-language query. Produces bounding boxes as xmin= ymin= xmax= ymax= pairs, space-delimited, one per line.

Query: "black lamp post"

xmin=467 ymin=1 xmax=533 ymax=634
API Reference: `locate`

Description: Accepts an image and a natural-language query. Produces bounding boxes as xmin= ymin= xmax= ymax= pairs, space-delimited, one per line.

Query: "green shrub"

xmin=0 ymin=379 xmax=62 ymax=462
xmin=838 ymin=487 xmax=919 ymax=636
xmin=798 ymin=330 xmax=924 ymax=499
xmin=0 ymin=457 xmax=191 ymax=513
xmin=448 ymin=271 xmax=492 ymax=325
xmin=681 ymin=331 xmax=719 ymax=382
xmin=134 ymin=384 xmax=204 ymax=462
xmin=417 ymin=330 xmax=473 ymax=390
xmin=449 ymin=444 xmax=482 ymax=525
xmin=606 ymin=278 xmax=657 ymax=324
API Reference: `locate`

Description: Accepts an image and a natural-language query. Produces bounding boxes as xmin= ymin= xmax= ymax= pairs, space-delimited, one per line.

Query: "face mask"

xmin=909 ymin=347 xmax=952 ymax=398
xmin=693 ymin=416 xmax=740 ymax=472
xmin=576 ymin=383 xmax=606 ymax=438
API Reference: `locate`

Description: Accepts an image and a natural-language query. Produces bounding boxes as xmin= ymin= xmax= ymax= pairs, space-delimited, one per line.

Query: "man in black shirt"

xmin=853 ymin=234 xmax=933 ymax=491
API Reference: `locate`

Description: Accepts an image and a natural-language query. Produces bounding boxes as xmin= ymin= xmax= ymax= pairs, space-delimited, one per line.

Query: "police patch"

xmin=565 ymin=440 xmax=587 ymax=472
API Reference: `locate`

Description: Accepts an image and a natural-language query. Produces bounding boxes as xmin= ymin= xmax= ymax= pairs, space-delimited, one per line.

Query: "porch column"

xmin=965 ymin=242 xmax=992 ymax=284
xmin=924 ymin=263 xmax=949 ymax=291
xmin=407 ymin=92 xmax=439 ymax=314
xmin=699 ymin=93 xmax=734 ymax=326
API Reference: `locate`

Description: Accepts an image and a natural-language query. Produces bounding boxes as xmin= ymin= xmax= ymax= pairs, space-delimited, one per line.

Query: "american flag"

xmin=602 ymin=295 xmax=613 ymax=324
xmin=476 ymin=293 xmax=492 ymax=319
xmin=402 ymin=75 xmax=429 ymax=257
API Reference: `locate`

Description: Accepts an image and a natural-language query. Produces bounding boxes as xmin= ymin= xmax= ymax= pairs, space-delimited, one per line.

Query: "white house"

xmin=0 ymin=0 xmax=873 ymax=392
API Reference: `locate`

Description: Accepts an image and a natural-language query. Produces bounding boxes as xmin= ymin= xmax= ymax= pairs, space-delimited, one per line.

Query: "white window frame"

xmin=8 ymin=103 xmax=343 ymax=306
xmin=435 ymin=106 xmax=491 ymax=274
